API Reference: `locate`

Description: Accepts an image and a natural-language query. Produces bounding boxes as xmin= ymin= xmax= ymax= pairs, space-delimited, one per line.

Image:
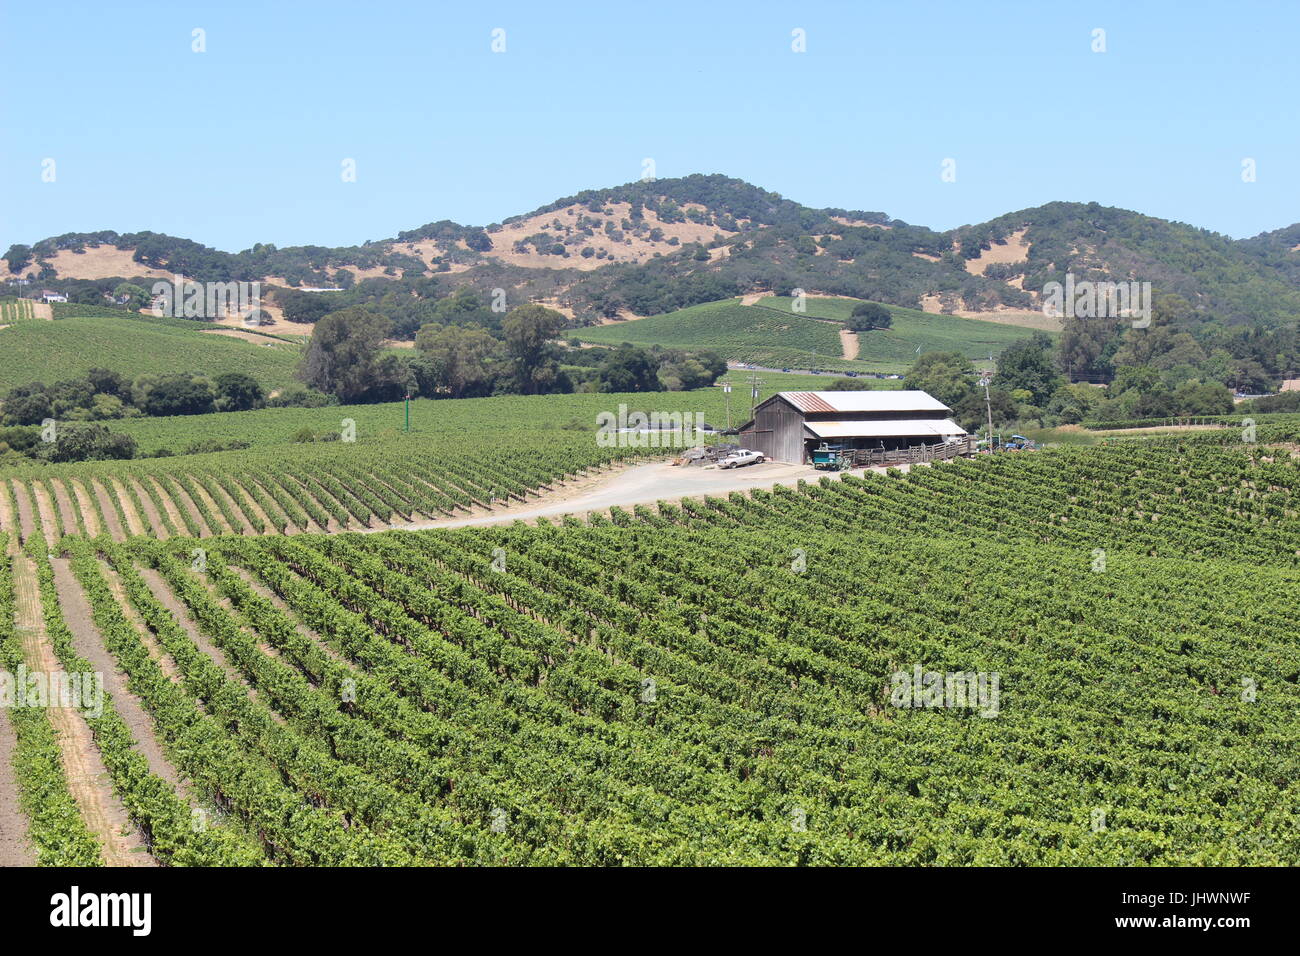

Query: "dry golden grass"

xmin=919 ymin=293 xmax=1062 ymax=331
xmin=3 ymin=244 xmax=173 ymax=281
xmin=963 ymin=228 xmax=1031 ymax=276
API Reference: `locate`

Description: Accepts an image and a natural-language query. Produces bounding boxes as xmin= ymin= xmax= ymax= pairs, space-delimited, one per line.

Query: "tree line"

xmin=296 ymin=294 xmax=727 ymax=404
xmin=866 ymin=319 xmax=1249 ymax=438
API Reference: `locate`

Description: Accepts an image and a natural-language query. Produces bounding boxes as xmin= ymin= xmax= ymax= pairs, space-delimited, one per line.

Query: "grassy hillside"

xmin=105 ymin=388 xmax=745 ymax=453
xmin=0 ymin=314 xmax=302 ymax=391
xmin=716 ymin=368 xmax=901 ymax=391
xmin=580 ymin=299 xmax=851 ymax=369
xmin=16 ymin=177 xmax=1300 ymax=363
xmin=760 ymin=297 xmax=1046 ymax=363
xmin=101 ymin=379 xmax=897 ymax=456
xmin=579 ymin=297 xmax=1043 ymax=372
xmin=14 ymin=178 xmax=1300 ymax=331
xmin=0 ymin=389 xmax=731 ymax=540
xmin=963 ymin=201 xmax=1300 ymax=325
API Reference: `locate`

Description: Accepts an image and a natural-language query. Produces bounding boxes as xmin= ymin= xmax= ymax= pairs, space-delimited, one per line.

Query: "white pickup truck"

xmin=718 ymin=449 xmax=765 ymax=469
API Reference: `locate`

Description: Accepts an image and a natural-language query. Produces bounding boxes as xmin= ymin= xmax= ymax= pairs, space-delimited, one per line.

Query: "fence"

xmin=848 ymin=436 xmax=975 ymax=467
xmin=1082 ymin=417 xmax=1236 ymax=431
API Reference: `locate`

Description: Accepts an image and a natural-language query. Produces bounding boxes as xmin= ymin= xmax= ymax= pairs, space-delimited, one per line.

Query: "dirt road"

xmin=0 ymin=709 xmax=32 ymax=864
xmin=840 ymin=328 xmax=859 ymax=360
xmin=12 ymin=553 xmax=153 ymax=866
xmin=389 ymin=459 xmax=903 ymax=531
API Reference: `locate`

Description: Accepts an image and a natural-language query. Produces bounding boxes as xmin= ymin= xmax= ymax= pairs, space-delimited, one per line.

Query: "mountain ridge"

xmin=6 ymin=174 xmax=1300 ymax=327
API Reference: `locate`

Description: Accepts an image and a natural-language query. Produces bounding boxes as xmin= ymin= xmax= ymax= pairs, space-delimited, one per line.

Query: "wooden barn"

xmin=737 ymin=390 xmax=967 ymax=464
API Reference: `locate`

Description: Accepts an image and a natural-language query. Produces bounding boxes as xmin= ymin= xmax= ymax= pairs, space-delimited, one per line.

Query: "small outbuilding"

xmin=737 ymin=390 xmax=967 ymax=464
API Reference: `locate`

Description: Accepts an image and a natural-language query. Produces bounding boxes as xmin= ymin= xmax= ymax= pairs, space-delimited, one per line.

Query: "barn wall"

xmin=743 ymin=398 xmax=807 ymax=463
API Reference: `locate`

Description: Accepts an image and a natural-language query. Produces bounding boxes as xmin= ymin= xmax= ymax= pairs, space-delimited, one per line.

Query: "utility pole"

xmin=404 ymin=392 xmax=410 ymax=432
xmin=980 ymin=352 xmax=995 ymax=451
xmin=722 ymin=382 xmax=732 ymax=431
xmin=748 ymin=373 xmax=764 ymax=422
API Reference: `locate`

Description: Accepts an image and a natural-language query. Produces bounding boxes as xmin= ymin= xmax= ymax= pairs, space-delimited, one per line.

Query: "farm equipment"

xmin=977 ymin=434 xmax=1037 ymax=452
xmin=1002 ymin=434 xmax=1037 ymax=451
xmin=811 ymin=443 xmax=850 ymax=470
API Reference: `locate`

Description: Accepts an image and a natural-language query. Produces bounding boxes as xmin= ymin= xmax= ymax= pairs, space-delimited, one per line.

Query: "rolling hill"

xmin=0 ymin=314 xmax=302 ymax=392
xmin=578 ymin=296 xmax=1044 ymax=373
xmin=7 ymin=175 xmax=1300 ymax=332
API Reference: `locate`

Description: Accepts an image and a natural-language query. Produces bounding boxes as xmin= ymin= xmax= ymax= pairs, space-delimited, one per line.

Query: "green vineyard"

xmin=2 ymin=437 xmax=645 ymax=543
xmin=0 ymin=389 xmax=756 ymax=545
xmin=0 ymin=315 xmax=302 ymax=393
xmin=1 ymin=430 xmax=1295 ymax=865
xmin=577 ymin=296 xmax=1040 ymax=373
xmin=0 ymin=299 xmax=37 ymax=324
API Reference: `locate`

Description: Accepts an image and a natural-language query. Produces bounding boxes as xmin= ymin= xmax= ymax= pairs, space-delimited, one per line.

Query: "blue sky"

xmin=1 ymin=0 xmax=1296 ymax=253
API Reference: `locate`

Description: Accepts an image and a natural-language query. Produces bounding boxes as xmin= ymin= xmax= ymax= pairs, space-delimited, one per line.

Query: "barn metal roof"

xmin=779 ymin=390 xmax=951 ymax=414
xmin=803 ymin=419 xmax=967 ymax=439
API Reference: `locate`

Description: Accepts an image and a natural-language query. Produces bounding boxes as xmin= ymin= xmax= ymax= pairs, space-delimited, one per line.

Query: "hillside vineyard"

xmin=0 ymin=435 xmax=650 ymax=542
xmin=1 ymin=433 xmax=1295 ymax=865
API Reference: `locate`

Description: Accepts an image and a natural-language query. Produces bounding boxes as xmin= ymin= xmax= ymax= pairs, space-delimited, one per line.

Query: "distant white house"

xmin=41 ymin=289 xmax=68 ymax=303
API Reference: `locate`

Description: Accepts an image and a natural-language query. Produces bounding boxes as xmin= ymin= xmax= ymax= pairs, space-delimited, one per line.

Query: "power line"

xmin=747 ymin=372 xmax=765 ymax=422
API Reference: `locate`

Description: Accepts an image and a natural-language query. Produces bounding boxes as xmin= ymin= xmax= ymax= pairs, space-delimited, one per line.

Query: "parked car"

xmin=719 ymin=449 xmax=765 ymax=469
